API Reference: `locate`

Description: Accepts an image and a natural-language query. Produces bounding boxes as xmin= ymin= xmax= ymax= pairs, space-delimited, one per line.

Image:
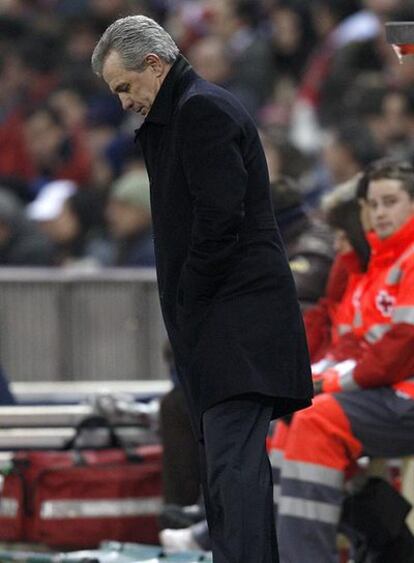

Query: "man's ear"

xmin=144 ymin=53 xmax=164 ymax=76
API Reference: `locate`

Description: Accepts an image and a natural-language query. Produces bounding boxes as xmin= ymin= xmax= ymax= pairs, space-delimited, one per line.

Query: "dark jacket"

xmin=0 ymin=189 xmax=56 ymax=266
xmin=276 ymin=208 xmax=334 ymax=309
xmin=137 ymin=56 xmax=312 ymax=435
xmin=115 ymin=227 xmax=155 ymax=267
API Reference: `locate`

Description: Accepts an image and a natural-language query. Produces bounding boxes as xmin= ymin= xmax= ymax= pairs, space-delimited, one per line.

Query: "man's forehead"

xmin=102 ymin=50 xmax=124 ymax=76
xmin=102 ymin=51 xmax=131 ymax=93
xmin=368 ymin=178 xmax=404 ymax=193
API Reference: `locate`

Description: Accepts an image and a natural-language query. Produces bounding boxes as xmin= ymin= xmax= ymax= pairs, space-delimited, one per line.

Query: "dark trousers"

xmin=199 ymin=394 xmax=279 ymax=563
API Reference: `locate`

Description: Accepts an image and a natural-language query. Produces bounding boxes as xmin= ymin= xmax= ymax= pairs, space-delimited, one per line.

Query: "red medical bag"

xmin=0 ymin=444 xmax=162 ymax=548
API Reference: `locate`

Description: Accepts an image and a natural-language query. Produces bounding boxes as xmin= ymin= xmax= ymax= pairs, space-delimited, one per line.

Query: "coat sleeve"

xmin=352 ymin=258 xmax=414 ymax=388
xmin=176 ymin=94 xmax=248 ymax=311
xmin=321 ymin=259 xmax=414 ymax=392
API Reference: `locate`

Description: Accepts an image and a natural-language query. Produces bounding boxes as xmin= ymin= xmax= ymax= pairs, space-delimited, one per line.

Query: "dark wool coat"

xmin=136 ymin=55 xmax=312 ymax=436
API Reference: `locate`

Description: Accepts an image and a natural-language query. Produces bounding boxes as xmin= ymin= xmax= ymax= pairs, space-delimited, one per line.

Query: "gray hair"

xmin=91 ymin=15 xmax=179 ymax=76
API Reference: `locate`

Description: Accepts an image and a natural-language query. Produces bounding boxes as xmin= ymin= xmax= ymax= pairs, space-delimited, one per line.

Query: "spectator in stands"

xmin=0 ymin=187 xmax=55 ymax=266
xmin=187 ymin=36 xmax=233 ymax=90
xmin=0 ymin=46 xmax=32 ymax=183
xmin=49 ymin=87 xmax=88 ymax=133
xmin=27 ymin=181 xmax=110 ymax=268
xmin=258 ymin=3 xmax=314 ymax=128
xmin=322 ymin=120 xmax=383 ymax=186
xmin=261 ymin=126 xmax=311 ymax=182
xmin=27 ymin=178 xmax=76 ymax=234
xmin=316 ymin=0 xmax=406 ymax=129
xmin=60 ymin=15 xmax=103 ymax=97
xmin=379 ymin=88 xmax=414 ymax=158
xmin=271 ymin=159 xmax=414 ymax=562
xmin=84 ymin=96 xmax=127 ymax=190
xmin=345 ymin=78 xmax=396 ymax=147
xmin=289 ymin=119 xmax=382 ymax=210
xmin=205 ymin=0 xmax=274 ymax=117
xmin=105 ymin=168 xmax=155 ymax=267
xmin=88 ymin=0 xmax=134 ymax=30
xmin=58 ymin=190 xmax=111 ymax=267
xmin=268 ymin=2 xmax=314 ymax=84
xmin=23 ymin=104 xmax=92 ymax=196
xmin=289 ymin=0 xmax=366 ymax=152
xmin=349 ymin=81 xmax=414 ymax=161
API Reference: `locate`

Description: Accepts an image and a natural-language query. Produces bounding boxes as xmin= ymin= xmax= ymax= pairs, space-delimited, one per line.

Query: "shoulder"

xmin=401 ymin=243 xmax=414 ymax=264
xmin=178 ymin=79 xmax=251 ymax=126
xmin=398 ymin=243 xmax=414 ymax=278
xmin=12 ymin=229 xmax=56 ymax=265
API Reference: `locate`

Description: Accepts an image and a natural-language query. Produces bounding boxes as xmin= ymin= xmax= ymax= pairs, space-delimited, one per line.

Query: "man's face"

xmin=367 ymin=178 xmax=414 ymax=239
xmin=24 ymin=111 xmax=64 ymax=165
xmin=102 ymin=50 xmax=164 ymax=117
xmin=39 ymin=202 xmax=80 ymax=244
xmin=106 ymin=200 xmax=151 ymax=239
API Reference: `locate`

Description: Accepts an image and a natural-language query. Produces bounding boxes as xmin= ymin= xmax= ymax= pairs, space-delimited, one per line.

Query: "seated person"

xmin=0 ymin=187 xmax=56 ymax=266
xmin=270 ymin=158 xmax=414 ymax=562
xmin=105 ymin=168 xmax=155 ymax=267
xmin=270 ymin=175 xmax=334 ymax=310
xmin=303 ymin=173 xmax=370 ymax=362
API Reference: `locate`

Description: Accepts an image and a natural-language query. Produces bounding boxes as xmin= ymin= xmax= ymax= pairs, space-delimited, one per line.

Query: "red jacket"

xmin=0 ymin=111 xmax=33 ymax=180
xmin=304 ymin=250 xmax=362 ymax=361
xmin=320 ymin=215 xmax=414 ymax=398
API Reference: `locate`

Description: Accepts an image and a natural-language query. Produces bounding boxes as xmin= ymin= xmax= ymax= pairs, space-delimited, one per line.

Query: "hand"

xmin=313 ymin=359 xmax=357 ymax=394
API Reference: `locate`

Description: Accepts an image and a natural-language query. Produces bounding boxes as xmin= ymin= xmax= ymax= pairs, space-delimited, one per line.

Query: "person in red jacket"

xmin=23 ymin=104 xmax=92 ymax=194
xmin=304 ymin=173 xmax=370 ymax=363
xmin=271 ymin=159 xmax=414 ymax=562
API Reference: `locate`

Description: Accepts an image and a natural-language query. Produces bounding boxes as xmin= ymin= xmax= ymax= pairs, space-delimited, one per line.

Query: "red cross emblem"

xmin=375 ymin=290 xmax=395 ymax=316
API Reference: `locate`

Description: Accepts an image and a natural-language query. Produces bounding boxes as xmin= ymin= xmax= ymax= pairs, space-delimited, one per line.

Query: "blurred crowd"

xmin=1 ymin=3 xmax=414 ymax=558
xmin=0 ymin=0 xmax=414 ymax=271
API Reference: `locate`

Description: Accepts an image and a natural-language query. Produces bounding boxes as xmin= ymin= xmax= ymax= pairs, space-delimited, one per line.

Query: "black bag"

xmin=341 ymin=477 xmax=414 ymax=563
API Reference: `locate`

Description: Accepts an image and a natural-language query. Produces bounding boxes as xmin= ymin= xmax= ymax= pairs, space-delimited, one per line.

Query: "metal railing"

xmin=0 ymin=268 xmax=168 ymax=382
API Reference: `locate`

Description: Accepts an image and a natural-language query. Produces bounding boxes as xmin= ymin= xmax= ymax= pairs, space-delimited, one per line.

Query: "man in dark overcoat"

xmin=92 ymin=15 xmax=313 ymax=562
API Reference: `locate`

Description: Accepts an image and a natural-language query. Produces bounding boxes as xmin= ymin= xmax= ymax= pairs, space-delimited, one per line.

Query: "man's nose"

xmin=374 ymin=204 xmax=387 ymax=218
xmin=120 ymin=94 xmax=132 ymax=111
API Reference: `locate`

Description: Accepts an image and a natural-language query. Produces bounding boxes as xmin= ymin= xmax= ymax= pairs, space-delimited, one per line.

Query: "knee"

xmin=289 ymin=394 xmax=333 ymax=434
xmin=284 ymin=394 xmax=361 ymax=467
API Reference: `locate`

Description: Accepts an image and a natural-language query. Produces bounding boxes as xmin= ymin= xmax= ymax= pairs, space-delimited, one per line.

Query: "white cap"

xmin=27 ymin=180 xmax=77 ymax=221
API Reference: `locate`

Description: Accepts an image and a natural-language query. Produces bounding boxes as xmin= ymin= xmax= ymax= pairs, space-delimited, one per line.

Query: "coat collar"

xmin=367 ymin=214 xmax=414 ymax=266
xmin=143 ymin=54 xmax=195 ymax=126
